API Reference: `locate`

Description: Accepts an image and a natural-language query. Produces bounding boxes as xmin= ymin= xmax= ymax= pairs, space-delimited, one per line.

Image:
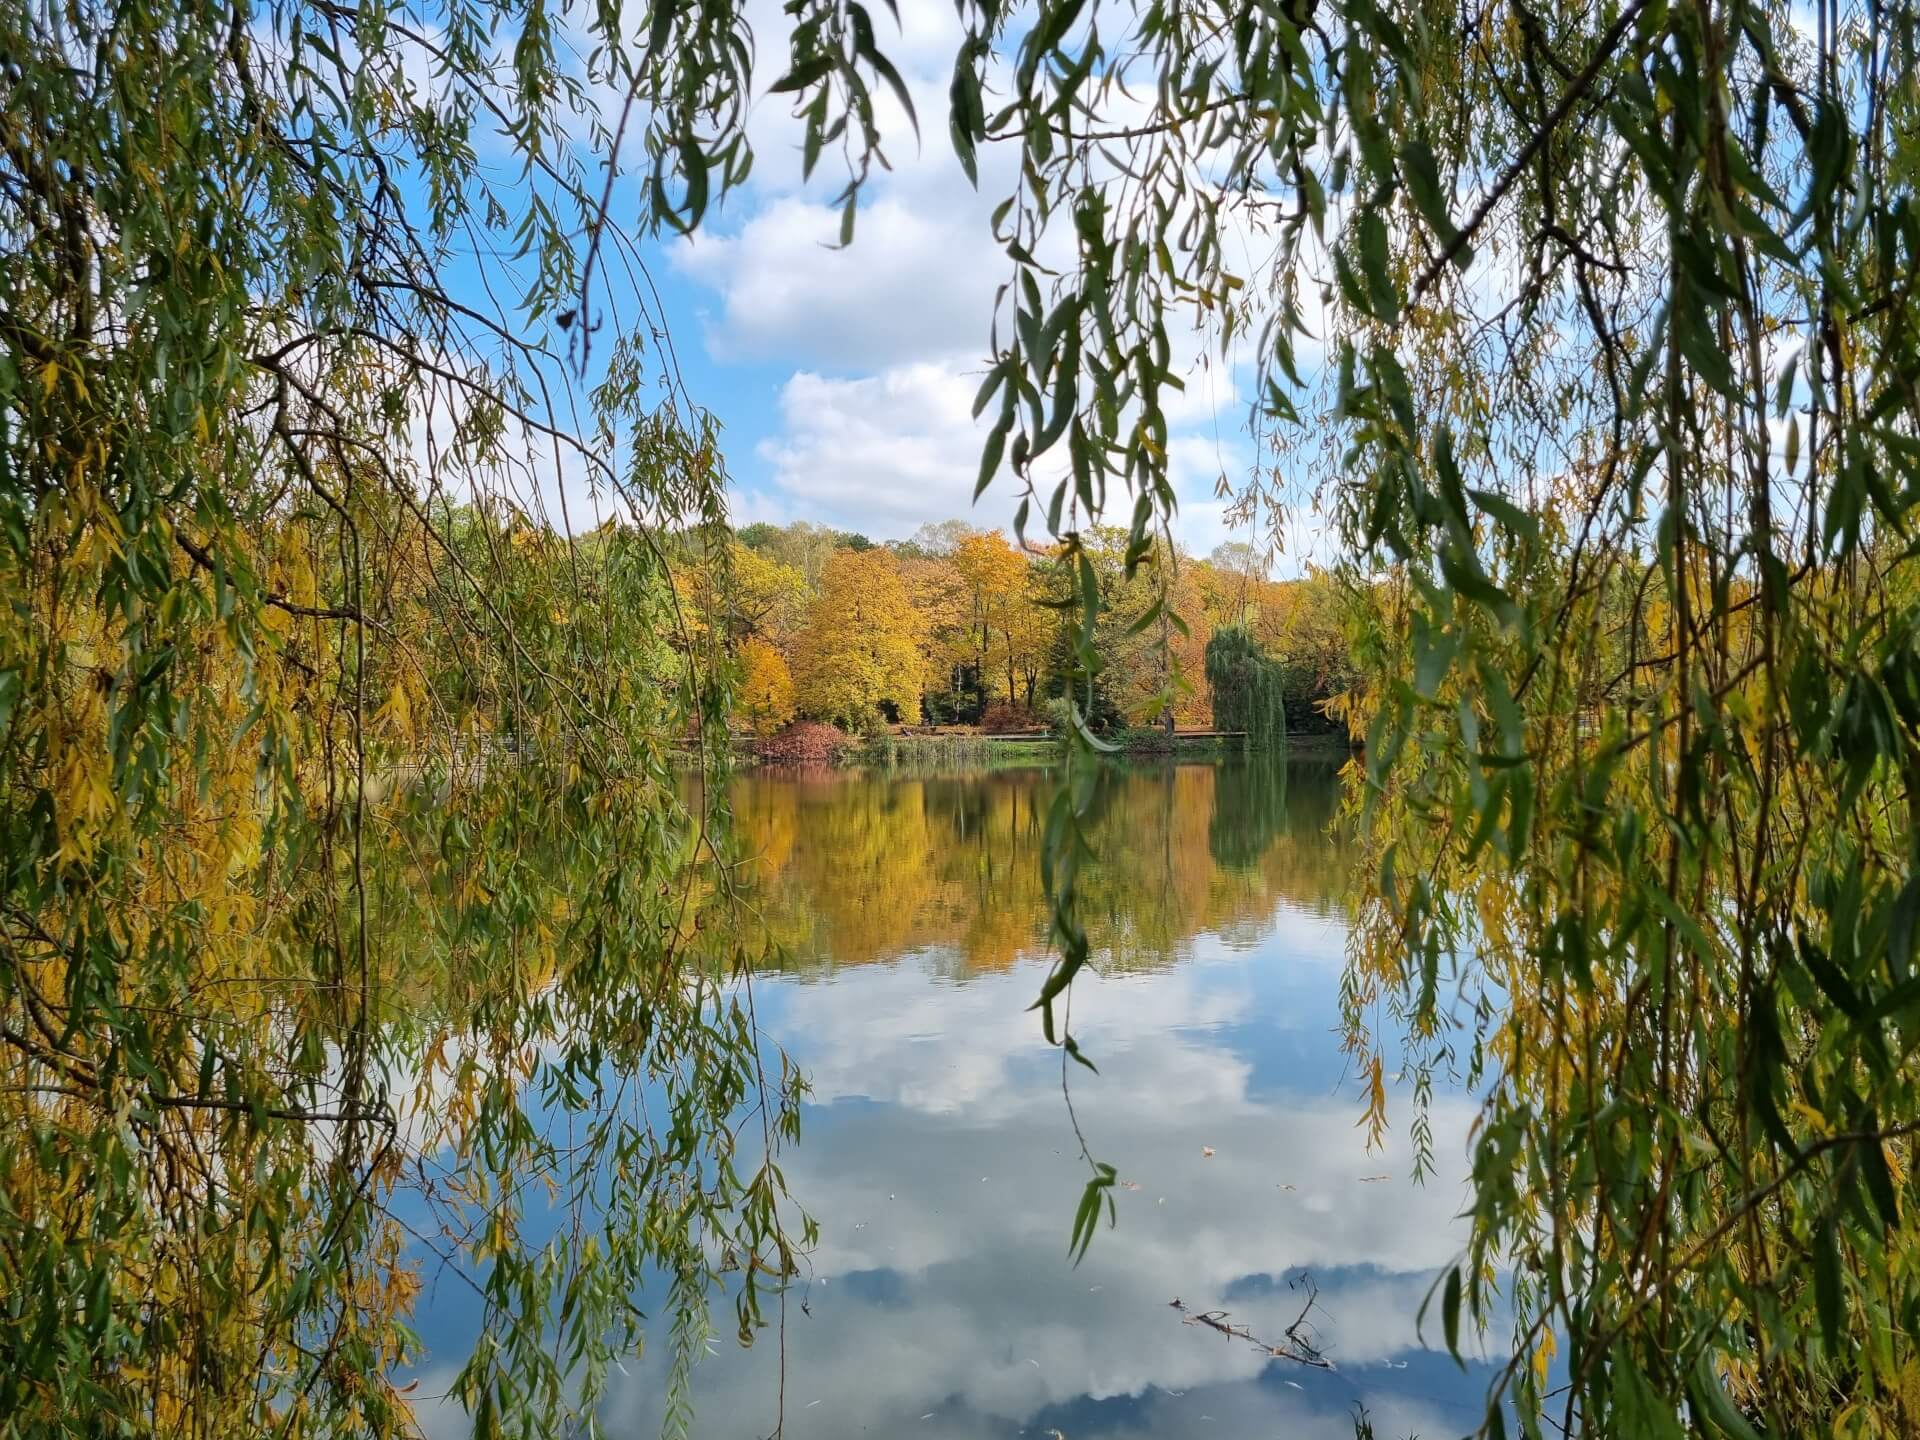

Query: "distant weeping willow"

xmin=1204 ymin=626 xmax=1289 ymax=749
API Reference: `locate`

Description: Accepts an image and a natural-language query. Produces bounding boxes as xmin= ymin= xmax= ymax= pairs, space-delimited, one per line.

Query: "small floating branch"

xmin=1168 ymin=1274 xmax=1336 ymax=1370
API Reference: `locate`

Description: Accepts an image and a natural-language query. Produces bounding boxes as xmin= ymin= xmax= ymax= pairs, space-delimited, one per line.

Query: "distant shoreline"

xmin=729 ymin=727 xmax=1356 ymax=771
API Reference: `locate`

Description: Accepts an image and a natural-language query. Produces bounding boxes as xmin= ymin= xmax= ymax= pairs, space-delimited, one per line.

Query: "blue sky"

xmin=369 ymin=0 xmax=1347 ymax=568
xmin=605 ymin=0 xmax=1276 ymax=556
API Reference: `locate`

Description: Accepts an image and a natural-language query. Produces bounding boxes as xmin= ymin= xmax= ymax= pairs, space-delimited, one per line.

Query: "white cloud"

xmin=749 ymin=361 xmax=1268 ymax=547
xmin=754 ymin=362 xmax=998 ymax=535
xmin=677 ymin=195 xmax=1005 ymax=369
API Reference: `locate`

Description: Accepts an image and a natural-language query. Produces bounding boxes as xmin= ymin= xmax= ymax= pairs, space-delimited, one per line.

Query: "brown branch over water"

xmin=1409 ymin=0 xmax=1654 ymax=305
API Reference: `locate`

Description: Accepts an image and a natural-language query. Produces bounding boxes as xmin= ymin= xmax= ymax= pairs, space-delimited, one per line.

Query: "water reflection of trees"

xmin=733 ymin=758 xmax=1354 ymax=976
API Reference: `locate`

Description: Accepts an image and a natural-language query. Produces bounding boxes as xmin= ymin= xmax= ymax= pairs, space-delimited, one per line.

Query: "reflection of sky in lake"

xmin=412 ymin=758 xmax=1500 ymax=1439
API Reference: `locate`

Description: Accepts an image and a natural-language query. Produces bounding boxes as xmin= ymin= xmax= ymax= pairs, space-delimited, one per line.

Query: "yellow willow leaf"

xmin=1899 ymin=1359 xmax=1920 ymax=1418
xmin=288 ymin=559 xmax=317 ymax=610
xmin=376 ymin=680 xmax=412 ymax=740
xmin=1790 ymin=1099 xmax=1833 ymax=1137
xmin=1356 ymin=1053 xmax=1388 ymax=1149
xmin=1533 ymin=1326 xmax=1557 ymax=1386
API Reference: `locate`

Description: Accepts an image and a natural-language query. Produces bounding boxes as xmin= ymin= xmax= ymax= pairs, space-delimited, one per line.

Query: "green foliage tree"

xmin=1205 ymin=625 xmax=1287 ymax=748
xmin=0 ymin=0 xmax=822 ymax=1432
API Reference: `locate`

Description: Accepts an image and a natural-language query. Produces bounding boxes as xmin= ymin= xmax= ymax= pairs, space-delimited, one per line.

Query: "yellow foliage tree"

xmin=993 ymin=570 xmax=1056 ymax=708
xmin=1094 ymin=540 xmax=1213 ymax=726
xmin=952 ymin=531 xmax=1026 ymax=680
xmin=734 ymin=636 xmax=796 ymax=734
xmin=952 ymin=530 xmax=1053 ymax=708
xmin=792 ymin=550 xmax=926 ymax=729
xmin=899 ymin=552 xmax=972 ymax=704
xmin=727 ymin=541 xmax=811 ymax=650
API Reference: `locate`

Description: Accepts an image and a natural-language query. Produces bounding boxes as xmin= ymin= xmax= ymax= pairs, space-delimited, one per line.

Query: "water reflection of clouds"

xmin=768 ymin=951 xmax=1257 ymax=1119
xmin=583 ymin=948 xmax=1490 ymax=1438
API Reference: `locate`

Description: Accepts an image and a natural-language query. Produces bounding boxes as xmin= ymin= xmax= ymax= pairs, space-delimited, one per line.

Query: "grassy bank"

xmin=851 ymin=733 xmax=1060 ymax=772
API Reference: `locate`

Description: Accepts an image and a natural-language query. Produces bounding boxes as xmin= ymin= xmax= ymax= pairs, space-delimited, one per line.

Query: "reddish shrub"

xmin=980 ymin=702 xmax=1044 ymax=734
xmin=751 ymin=721 xmax=854 ymax=766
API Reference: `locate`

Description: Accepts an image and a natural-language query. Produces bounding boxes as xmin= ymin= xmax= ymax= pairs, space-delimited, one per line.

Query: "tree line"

xmin=676 ymin=519 xmax=1353 ymax=739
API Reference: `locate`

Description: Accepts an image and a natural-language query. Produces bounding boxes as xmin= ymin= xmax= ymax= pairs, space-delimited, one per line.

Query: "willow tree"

xmin=0 ymin=1 xmax=812 ymax=1435
xmin=1205 ymin=625 xmax=1287 ymax=746
xmin=953 ymin=0 xmax=1920 ymax=1432
xmin=908 ymin=0 xmax=1920 ymax=1433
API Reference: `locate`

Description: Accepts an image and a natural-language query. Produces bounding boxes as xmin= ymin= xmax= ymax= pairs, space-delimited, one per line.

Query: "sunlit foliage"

xmin=790 ymin=549 xmax=927 ymax=730
xmin=951 ymin=530 xmax=1054 ymax=709
xmin=1037 ymin=529 xmax=1215 ymax=730
xmin=734 ymin=636 xmax=797 ymax=735
xmin=716 ymin=521 xmax=1346 ymax=735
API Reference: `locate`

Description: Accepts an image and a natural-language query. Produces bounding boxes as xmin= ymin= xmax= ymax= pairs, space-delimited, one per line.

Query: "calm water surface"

xmin=420 ymin=755 xmax=1494 ymax=1438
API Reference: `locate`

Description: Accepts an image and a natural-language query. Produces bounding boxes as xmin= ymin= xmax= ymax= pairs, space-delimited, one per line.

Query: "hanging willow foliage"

xmin=13 ymin=0 xmax=1920 ymax=1432
xmin=0 ymin=0 xmax=827 ymax=1434
xmin=940 ymin=0 xmax=1920 ymax=1435
xmin=1307 ymin=0 xmax=1920 ymax=1430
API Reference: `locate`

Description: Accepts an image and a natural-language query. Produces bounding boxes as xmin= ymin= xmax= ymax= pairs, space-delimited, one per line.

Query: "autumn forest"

xmin=687 ymin=520 xmax=1353 ymax=738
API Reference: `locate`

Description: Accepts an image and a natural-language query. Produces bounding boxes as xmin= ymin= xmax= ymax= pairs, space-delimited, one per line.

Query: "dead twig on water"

xmin=1168 ymin=1274 xmax=1335 ymax=1370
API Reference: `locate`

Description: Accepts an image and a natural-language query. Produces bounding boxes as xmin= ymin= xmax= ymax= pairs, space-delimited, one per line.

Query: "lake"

xmin=414 ymin=754 xmax=1496 ymax=1438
